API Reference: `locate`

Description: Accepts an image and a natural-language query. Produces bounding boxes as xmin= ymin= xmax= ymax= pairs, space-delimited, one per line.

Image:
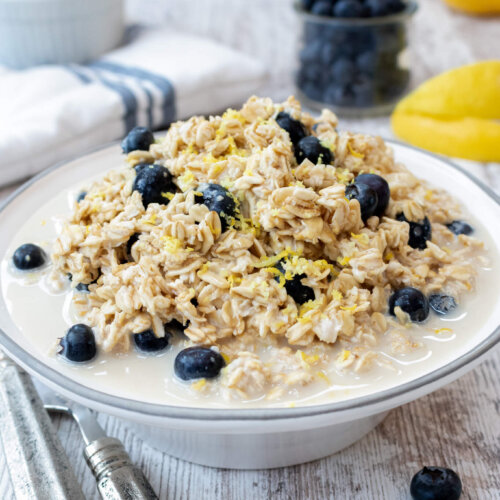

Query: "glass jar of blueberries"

xmin=295 ymin=0 xmax=418 ymax=116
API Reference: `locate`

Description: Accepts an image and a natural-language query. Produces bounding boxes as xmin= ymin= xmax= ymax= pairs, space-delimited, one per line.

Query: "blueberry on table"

xmin=132 ymin=164 xmax=176 ymax=207
xmin=275 ymin=260 xmax=315 ymax=305
xmin=174 ymin=347 xmax=225 ymax=381
xmin=275 ymin=111 xmax=308 ymax=145
xmin=12 ymin=243 xmax=47 ymax=271
xmin=195 ymin=183 xmax=237 ymax=232
xmin=58 ymin=324 xmax=97 ymax=363
xmin=345 ymin=182 xmax=378 ymax=221
xmin=397 ymin=214 xmax=432 ymax=250
xmin=121 ymin=126 xmax=155 ymax=154
xmin=133 ymin=328 xmax=169 ymax=353
xmin=333 ymin=0 xmax=365 ymax=17
xmin=446 ymin=220 xmax=473 ymax=236
xmin=410 ymin=466 xmax=462 ymax=500
xmin=429 ymin=294 xmax=457 ymax=315
xmin=355 ymin=173 xmax=390 ymax=216
xmin=389 ymin=287 xmax=430 ymax=322
xmin=295 ymin=136 xmax=333 ymax=165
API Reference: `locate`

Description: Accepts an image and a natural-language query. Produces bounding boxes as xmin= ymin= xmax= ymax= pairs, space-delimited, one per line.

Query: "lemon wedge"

xmin=442 ymin=0 xmax=500 ymax=15
xmin=391 ymin=61 xmax=500 ymax=162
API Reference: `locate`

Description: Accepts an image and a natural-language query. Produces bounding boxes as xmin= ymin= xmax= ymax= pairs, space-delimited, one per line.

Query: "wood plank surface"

xmin=0 ymin=0 xmax=499 ymax=498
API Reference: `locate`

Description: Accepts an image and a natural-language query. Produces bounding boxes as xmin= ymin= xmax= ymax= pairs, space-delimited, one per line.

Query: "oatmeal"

xmin=1 ymin=96 xmax=495 ymax=407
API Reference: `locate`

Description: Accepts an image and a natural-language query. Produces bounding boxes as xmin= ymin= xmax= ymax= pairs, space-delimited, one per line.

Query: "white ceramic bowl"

xmin=0 ymin=141 xmax=499 ymax=469
xmin=0 ymin=0 xmax=124 ymax=69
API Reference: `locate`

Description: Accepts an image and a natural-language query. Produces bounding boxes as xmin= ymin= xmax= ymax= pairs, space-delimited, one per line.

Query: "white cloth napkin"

xmin=0 ymin=27 xmax=267 ymax=186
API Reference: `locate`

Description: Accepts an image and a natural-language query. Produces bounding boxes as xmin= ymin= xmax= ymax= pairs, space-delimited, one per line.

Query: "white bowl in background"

xmin=0 ymin=0 xmax=124 ymax=69
xmin=0 ymin=140 xmax=498 ymax=469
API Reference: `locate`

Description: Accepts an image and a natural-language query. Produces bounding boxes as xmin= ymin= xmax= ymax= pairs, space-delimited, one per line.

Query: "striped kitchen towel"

xmin=0 ymin=26 xmax=267 ymax=186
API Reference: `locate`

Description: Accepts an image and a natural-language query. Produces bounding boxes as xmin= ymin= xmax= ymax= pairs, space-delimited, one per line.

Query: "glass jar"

xmin=294 ymin=1 xmax=417 ymax=117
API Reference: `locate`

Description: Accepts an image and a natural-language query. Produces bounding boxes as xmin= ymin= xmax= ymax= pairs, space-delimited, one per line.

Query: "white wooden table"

xmin=0 ymin=0 xmax=499 ymax=498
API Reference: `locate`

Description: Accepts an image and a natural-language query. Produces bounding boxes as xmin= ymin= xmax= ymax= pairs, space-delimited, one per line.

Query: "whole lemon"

xmin=443 ymin=0 xmax=500 ymax=14
xmin=391 ymin=61 xmax=500 ymax=162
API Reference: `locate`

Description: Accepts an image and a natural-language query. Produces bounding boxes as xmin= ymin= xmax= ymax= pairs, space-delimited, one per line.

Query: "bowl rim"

xmin=293 ymin=0 xmax=418 ymax=26
xmin=0 ymin=139 xmax=499 ymax=421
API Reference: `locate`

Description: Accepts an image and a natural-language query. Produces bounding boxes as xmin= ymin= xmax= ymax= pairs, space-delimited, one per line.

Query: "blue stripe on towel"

xmin=89 ymin=61 xmax=176 ymax=127
xmin=65 ymin=64 xmax=138 ymax=132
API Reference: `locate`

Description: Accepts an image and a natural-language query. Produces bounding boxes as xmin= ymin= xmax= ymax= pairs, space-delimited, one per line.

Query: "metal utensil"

xmin=45 ymin=396 xmax=159 ymax=500
xmin=0 ymin=355 xmax=86 ymax=500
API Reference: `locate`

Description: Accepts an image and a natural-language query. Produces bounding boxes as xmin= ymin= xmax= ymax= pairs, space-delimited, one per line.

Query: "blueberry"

xmin=299 ymin=39 xmax=323 ymax=64
xmin=76 ymin=282 xmax=91 ymax=293
xmin=429 ymin=294 xmax=457 ymax=315
xmin=164 ymin=319 xmax=187 ymax=335
xmin=365 ymin=0 xmax=391 ymax=16
xmin=126 ymin=233 xmax=140 ymax=262
xmin=196 ymin=183 xmax=237 ymax=232
xmin=355 ymin=173 xmax=390 ymax=216
xmin=12 ymin=243 xmax=47 ymax=271
xmin=132 ymin=164 xmax=176 ymax=207
xmin=320 ymin=44 xmax=341 ymax=65
xmin=174 ymin=347 xmax=225 ymax=380
xmin=388 ymin=0 xmax=406 ymax=14
xmin=295 ymin=136 xmax=333 ymax=165
xmin=352 ymin=78 xmax=375 ymax=106
xmin=397 ymin=214 xmax=432 ymax=250
xmin=410 ymin=466 xmax=462 ymax=500
xmin=133 ymin=328 xmax=169 ymax=353
xmin=324 ymin=84 xmax=355 ymax=106
xmin=446 ymin=220 xmax=473 ymax=236
xmin=58 ymin=324 xmax=97 ymax=362
xmin=356 ymin=51 xmax=377 ymax=75
xmin=389 ymin=287 xmax=430 ymax=322
xmin=76 ymin=191 xmax=87 ymax=202
xmin=121 ymin=126 xmax=155 ymax=153
xmin=311 ymin=1 xmax=332 ymax=16
xmin=275 ymin=111 xmax=308 ymax=146
xmin=333 ymin=0 xmax=365 ymax=17
xmin=275 ymin=260 xmax=315 ymax=305
xmin=345 ymin=183 xmax=378 ymax=221
xmin=330 ymin=57 xmax=356 ymax=86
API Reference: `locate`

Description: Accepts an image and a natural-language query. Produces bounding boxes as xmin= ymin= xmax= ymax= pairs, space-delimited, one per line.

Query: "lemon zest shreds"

xmin=221 ymin=109 xmax=246 ymax=124
xmin=347 ymin=141 xmax=365 ymax=159
xmin=161 ymin=235 xmax=182 ymax=254
xmin=424 ymin=189 xmax=434 ymax=201
xmin=191 ymin=379 xmax=206 ymax=391
xmin=336 ymin=168 xmax=352 ymax=184
xmin=220 ymin=352 xmax=231 ymax=364
xmin=339 ymin=349 xmax=352 ymax=362
xmin=350 ymin=232 xmax=370 ymax=245
xmin=227 ymin=274 xmax=242 ymax=288
xmin=316 ymin=371 xmax=331 ymax=384
xmin=337 ymin=255 xmax=351 ymax=267
xmin=161 ymin=191 xmax=175 ymax=201
xmin=331 ymin=289 xmax=343 ymax=301
xmin=384 ymin=251 xmax=394 ymax=262
xmin=178 ymin=169 xmax=195 ymax=191
xmin=144 ymin=214 xmax=158 ymax=225
xmin=296 ymin=350 xmax=320 ymax=366
xmin=197 ymin=263 xmax=209 ymax=276
xmin=254 ymin=249 xmax=290 ymax=269
xmin=340 ymin=304 xmax=357 ymax=312
xmin=434 ymin=328 xmax=453 ymax=334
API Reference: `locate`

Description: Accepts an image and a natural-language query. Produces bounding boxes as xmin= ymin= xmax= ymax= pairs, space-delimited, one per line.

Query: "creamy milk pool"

xmin=1 ymin=174 xmax=497 ymax=409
